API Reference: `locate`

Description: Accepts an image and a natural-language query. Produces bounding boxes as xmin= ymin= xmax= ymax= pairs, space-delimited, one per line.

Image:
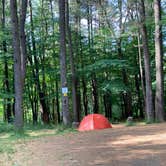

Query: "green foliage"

xmin=0 ymin=122 xmax=14 ymax=133
xmin=0 ymin=92 xmax=14 ymax=100
xmin=84 ymin=59 xmax=128 ymax=74
xmin=112 ymin=105 xmax=122 ymax=121
xmin=0 ymin=0 xmax=165 ymax=125
xmin=102 ymin=79 xmax=129 ymax=94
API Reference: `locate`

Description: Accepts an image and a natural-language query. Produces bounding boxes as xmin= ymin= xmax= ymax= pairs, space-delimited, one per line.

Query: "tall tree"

xmin=137 ymin=33 xmax=145 ymax=118
xmin=87 ymin=2 xmax=99 ymax=113
xmin=74 ymin=0 xmax=88 ymax=116
xmin=1 ymin=0 xmax=12 ymax=122
xmin=66 ymin=0 xmax=80 ymax=123
xmin=154 ymin=0 xmax=164 ymax=122
xmin=10 ymin=0 xmax=27 ymax=130
xmin=49 ymin=0 xmax=60 ymax=124
xmin=59 ymin=0 xmax=71 ymax=125
xmin=118 ymin=0 xmax=132 ymax=118
xmin=28 ymin=0 xmax=39 ymax=124
xmin=28 ymin=0 xmax=50 ymax=124
xmin=139 ymin=0 xmax=154 ymax=122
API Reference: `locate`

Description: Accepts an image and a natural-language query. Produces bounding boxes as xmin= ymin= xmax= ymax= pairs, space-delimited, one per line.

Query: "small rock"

xmin=127 ymin=116 xmax=133 ymax=122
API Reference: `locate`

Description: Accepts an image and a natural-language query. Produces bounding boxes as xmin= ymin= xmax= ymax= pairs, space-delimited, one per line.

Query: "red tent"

xmin=78 ymin=114 xmax=112 ymax=131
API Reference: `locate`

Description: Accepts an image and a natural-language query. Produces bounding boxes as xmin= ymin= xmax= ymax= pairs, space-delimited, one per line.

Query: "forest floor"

xmin=1 ymin=123 xmax=166 ymax=166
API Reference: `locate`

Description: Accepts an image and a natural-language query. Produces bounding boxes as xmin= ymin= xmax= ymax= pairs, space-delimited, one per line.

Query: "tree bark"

xmin=92 ymin=76 xmax=99 ymax=113
xmin=139 ymin=0 xmax=154 ymax=122
xmin=137 ymin=33 xmax=146 ymax=115
xmin=103 ymin=94 xmax=112 ymax=120
xmin=59 ymin=0 xmax=71 ymax=125
xmin=10 ymin=0 xmax=22 ymax=129
xmin=10 ymin=0 xmax=28 ymax=130
xmin=82 ymin=79 xmax=88 ymax=115
xmin=55 ymin=79 xmax=61 ymax=123
xmin=135 ymin=74 xmax=144 ymax=118
xmin=19 ymin=0 xmax=27 ymax=83
xmin=154 ymin=0 xmax=164 ymax=122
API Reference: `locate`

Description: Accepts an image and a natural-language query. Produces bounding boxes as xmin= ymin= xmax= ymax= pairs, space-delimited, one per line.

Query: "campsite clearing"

xmin=1 ymin=123 xmax=166 ymax=166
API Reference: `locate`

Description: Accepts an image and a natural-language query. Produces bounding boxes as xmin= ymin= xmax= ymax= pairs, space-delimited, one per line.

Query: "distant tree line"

xmin=0 ymin=0 xmax=165 ymax=130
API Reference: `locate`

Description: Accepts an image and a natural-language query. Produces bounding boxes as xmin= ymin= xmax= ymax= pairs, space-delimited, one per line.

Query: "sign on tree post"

xmin=62 ymin=87 xmax=68 ymax=96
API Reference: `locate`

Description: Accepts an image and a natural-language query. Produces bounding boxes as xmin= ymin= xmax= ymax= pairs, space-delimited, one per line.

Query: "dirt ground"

xmin=2 ymin=123 xmax=166 ymax=166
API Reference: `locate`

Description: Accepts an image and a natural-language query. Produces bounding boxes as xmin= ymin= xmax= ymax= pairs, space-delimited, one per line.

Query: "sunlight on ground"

xmin=0 ymin=129 xmax=55 ymax=140
xmin=110 ymin=132 xmax=166 ymax=146
xmin=0 ymin=133 xmax=11 ymax=139
xmin=1 ymin=123 xmax=166 ymax=166
xmin=112 ymin=122 xmax=146 ymax=129
xmin=27 ymin=129 xmax=55 ymax=137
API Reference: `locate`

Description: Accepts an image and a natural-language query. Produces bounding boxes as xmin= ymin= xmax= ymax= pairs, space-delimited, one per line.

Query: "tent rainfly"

xmin=78 ymin=114 xmax=112 ymax=132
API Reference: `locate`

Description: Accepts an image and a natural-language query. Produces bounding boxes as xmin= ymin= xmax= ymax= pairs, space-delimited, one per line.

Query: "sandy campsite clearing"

xmin=1 ymin=123 xmax=166 ymax=166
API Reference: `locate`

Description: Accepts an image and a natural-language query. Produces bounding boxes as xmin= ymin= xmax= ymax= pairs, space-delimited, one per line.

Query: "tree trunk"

xmin=133 ymin=34 xmax=144 ymax=119
xmin=49 ymin=0 xmax=61 ymax=124
xmin=75 ymin=0 xmax=82 ymax=119
xmin=55 ymin=79 xmax=61 ymax=123
xmin=139 ymin=0 xmax=154 ymax=122
xmin=92 ymin=76 xmax=99 ymax=113
xmin=82 ymin=79 xmax=88 ymax=115
xmin=66 ymin=0 xmax=80 ymax=123
xmin=59 ymin=0 xmax=70 ymax=125
xmin=103 ymin=94 xmax=112 ymax=120
xmin=10 ymin=0 xmax=28 ymax=131
xmin=27 ymin=82 xmax=38 ymax=124
xmin=137 ymin=33 xmax=146 ymax=116
xmin=154 ymin=0 xmax=164 ymax=122
xmin=27 ymin=37 xmax=39 ymax=124
xmin=135 ymin=74 xmax=144 ymax=118
xmin=2 ymin=0 xmax=12 ymax=123
xmin=19 ymin=0 xmax=27 ymax=83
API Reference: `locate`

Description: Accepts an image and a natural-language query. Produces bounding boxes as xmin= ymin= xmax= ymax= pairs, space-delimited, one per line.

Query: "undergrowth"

xmin=0 ymin=122 xmax=14 ymax=133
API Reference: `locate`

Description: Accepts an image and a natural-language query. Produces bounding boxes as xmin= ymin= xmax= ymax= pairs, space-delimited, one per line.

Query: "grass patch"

xmin=125 ymin=121 xmax=136 ymax=127
xmin=0 ymin=143 xmax=15 ymax=154
xmin=24 ymin=123 xmax=55 ymax=131
xmin=55 ymin=124 xmax=78 ymax=135
xmin=0 ymin=122 xmax=78 ymax=155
